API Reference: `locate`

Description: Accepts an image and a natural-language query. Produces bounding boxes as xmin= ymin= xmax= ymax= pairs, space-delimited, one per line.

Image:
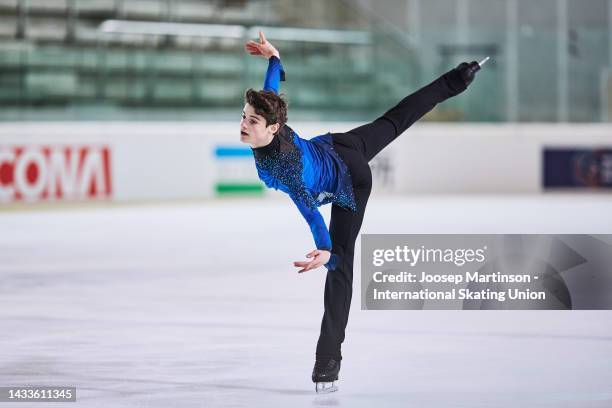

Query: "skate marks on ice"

xmin=312 ymin=393 xmax=340 ymax=406
xmin=1 ymin=198 xmax=612 ymax=407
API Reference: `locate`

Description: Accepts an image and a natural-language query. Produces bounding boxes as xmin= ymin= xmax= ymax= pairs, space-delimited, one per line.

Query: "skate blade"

xmin=478 ymin=56 xmax=490 ymax=67
xmin=315 ymin=382 xmax=338 ymax=393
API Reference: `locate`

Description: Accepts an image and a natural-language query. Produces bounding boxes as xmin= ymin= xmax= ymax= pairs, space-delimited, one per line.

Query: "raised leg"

xmin=332 ymin=68 xmax=467 ymax=162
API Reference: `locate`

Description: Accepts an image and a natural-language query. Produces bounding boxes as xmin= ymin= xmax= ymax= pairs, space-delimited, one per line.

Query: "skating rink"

xmin=1 ymin=195 xmax=612 ymax=407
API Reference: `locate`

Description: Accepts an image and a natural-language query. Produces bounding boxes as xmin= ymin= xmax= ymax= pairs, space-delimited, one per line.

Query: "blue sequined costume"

xmin=251 ymin=56 xmax=357 ymax=267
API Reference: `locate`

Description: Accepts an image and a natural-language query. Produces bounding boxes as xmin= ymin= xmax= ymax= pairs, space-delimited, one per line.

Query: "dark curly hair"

xmin=244 ymin=89 xmax=288 ymax=132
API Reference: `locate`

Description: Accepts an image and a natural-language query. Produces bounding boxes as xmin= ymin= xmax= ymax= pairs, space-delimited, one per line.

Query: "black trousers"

xmin=315 ymin=68 xmax=466 ymax=360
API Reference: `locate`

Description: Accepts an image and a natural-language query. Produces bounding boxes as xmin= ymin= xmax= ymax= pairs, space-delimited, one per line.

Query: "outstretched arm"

xmin=245 ymin=31 xmax=285 ymax=94
xmin=288 ymin=194 xmax=333 ymax=273
xmin=262 ymin=56 xmax=285 ymax=94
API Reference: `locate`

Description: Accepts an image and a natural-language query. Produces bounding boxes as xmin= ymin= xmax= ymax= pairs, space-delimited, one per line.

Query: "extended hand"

xmin=294 ymin=250 xmax=331 ymax=273
xmin=245 ymin=31 xmax=280 ymax=59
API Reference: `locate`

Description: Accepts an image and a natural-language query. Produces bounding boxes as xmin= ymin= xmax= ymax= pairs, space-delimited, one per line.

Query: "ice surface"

xmin=1 ymin=195 xmax=611 ymax=407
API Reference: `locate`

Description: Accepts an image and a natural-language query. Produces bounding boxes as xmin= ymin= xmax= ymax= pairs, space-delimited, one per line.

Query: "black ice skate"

xmin=312 ymin=358 xmax=341 ymax=393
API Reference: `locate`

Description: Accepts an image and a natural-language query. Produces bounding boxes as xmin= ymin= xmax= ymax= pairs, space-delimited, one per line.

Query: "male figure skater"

xmin=240 ymin=32 xmax=483 ymax=393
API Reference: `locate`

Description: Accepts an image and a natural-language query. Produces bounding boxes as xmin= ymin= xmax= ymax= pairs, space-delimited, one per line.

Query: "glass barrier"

xmin=0 ymin=0 xmax=609 ymax=122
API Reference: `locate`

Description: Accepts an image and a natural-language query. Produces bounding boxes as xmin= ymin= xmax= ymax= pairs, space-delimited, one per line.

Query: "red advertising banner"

xmin=0 ymin=145 xmax=112 ymax=202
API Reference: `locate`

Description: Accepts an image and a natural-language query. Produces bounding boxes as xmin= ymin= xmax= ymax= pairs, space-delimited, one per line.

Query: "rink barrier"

xmin=1 ymin=122 xmax=610 ymax=204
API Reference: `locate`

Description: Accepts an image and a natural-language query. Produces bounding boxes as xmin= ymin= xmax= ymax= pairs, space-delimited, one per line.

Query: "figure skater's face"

xmin=240 ymin=103 xmax=279 ymax=148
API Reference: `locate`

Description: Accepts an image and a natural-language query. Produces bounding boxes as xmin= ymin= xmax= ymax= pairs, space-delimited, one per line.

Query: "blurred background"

xmin=0 ymin=0 xmax=611 ymax=204
xmin=0 ymin=0 xmax=610 ymax=122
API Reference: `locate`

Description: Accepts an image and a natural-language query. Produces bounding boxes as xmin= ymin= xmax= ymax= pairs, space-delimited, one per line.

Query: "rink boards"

xmin=0 ymin=122 xmax=610 ymax=204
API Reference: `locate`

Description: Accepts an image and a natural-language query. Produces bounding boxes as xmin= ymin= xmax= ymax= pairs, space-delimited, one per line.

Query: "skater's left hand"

xmin=294 ymin=250 xmax=331 ymax=273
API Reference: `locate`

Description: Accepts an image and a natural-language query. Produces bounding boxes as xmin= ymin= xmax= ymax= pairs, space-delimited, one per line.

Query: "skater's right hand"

xmin=455 ymin=61 xmax=480 ymax=87
xmin=294 ymin=249 xmax=331 ymax=273
xmin=245 ymin=31 xmax=280 ymax=60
